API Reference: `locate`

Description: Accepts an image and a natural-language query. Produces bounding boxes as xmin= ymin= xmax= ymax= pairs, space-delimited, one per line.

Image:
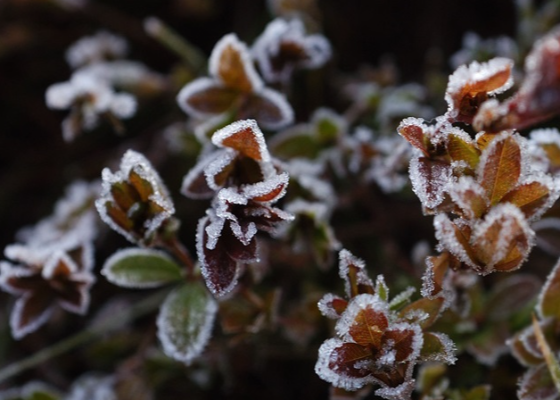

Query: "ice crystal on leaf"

xmin=0 ymin=242 xmax=95 ymax=339
xmin=96 ymin=150 xmax=175 ymax=246
xmin=252 ymin=17 xmax=331 ymax=84
xmin=177 ymin=33 xmax=293 ymax=130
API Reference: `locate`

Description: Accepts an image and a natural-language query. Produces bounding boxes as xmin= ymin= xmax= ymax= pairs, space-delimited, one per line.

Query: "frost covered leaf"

xmin=446 ymin=176 xmax=488 ymax=219
xmin=420 ymin=332 xmax=457 ymax=364
xmin=1 ymin=242 xmax=95 ymax=339
xmin=102 ymin=248 xmax=183 ymax=288
xmin=421 ymin=251 xmax=459 ymax=300
xmin=157 ymin=280 xmax=217 ymax=365
xmin=212 ymin=119 xmax=270 ymax=162
xmin=409 ymin=156 xmax=452 ymax=211
xmin=210 ymin=33 xmax=262 ymax=93
xmin=96 ymin=150 xmax=175 ymax=245
xmin=338 ymin=249 xmax=374 ymax=298
xmin=176 ymin=34 xmax=294 ymax=130
xmin=397 ymin=118 xmax=431 ymax=157
xmin=318 ymin=293 xmax=348 ymax=319
xmin=475 ymin=27 xmax=560 ymax=133
xmin=501 ymin=180 xmax=552 ymax=220
xmin=518 ymin=364 xmax=559 ymax=400
xmin=445 ymin=57 xmax=513 ymax=123
xmin=399 ymin=297 xmax=444 ymax=329
xmin=538 ymin=258 xmax=560 ymax=319
xmin=478 ymin=134 xmax=521 ymax=206
xmin=434 ymin=214 xmax=477 ymax=268
xmin=471 ymin=203 xmax=534 ymax=273
xmin=197 ymin=215 xmax=257 ymax=297
xmin=252 ymin=17 xmax=331 ymax=84
xmin=447 ymin=134 xmax=480 ymax=170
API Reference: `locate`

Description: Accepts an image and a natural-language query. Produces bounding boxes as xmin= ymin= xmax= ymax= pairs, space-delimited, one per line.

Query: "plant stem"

xmin=143 ymin=16 xmax=207 ymax=74
xmin=0 ymin=288 xmax=170 ymax=383
xmin=165 ymin=235 xmax=197 ymax=279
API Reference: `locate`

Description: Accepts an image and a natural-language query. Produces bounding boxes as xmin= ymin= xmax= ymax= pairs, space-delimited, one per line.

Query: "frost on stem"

xmin=177 ymin=33 xmax=293 ymax=130
xmin=96 ymin=150 xmax=175 ymax=246
xmin=183 ymin=120 xmax=293 ymax=297
xmin=252 ymin=17 xmax=331 ymax=84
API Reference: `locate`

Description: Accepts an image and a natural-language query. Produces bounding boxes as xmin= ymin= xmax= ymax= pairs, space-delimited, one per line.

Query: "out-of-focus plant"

xmin=6 ymin=1 xmax=560 ymax=399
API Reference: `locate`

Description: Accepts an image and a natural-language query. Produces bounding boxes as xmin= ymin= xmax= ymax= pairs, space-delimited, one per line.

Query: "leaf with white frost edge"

xmin=157 ymin=280 xmax=218 ymax=365
xmin=102 ymin=248 xmax=183 ymax=288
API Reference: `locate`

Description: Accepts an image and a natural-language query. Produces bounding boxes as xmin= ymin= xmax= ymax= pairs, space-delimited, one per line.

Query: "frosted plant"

xmin=177 ymin=33 xmax=293 ymax=131
xmin=183 ymin=119 xmax=293 ymax=296
xmin=252 ymin=17 xmax=331 ymax=84
xmin=45 ymin=71 xmax=137 ymax=141
xmin=96 ymin=150 xmax=175 ymax=246
xmin=315 ymin=250 xmax=455 ymax=400
xmin=0 ymin=241 xmax=95 ymax=339
xmin=65 ymin=31 xmax=128 ymax=69
xmin=474 ymin=27 xmax=560 ymax=132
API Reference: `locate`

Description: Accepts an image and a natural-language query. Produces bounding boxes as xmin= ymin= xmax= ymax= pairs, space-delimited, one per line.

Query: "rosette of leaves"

xmin=508 ymin=259 xmax=560 ymax=400
xmin=315 ymin=250 xmax=456 ymax=400
xmin=0 ymin=242 xmax=95 ymax=339
xmin=177 ymin=33 xmax=293 ymax=132
xmin=251 ymin=17 xmax=331 ymax=84
xmin=95 ymin=149 xmax=176 ymax=246
xmin=182 ymin=119 xmax=293 ymax=297
xmin=399 ymin=117 xmax=559 ymax=275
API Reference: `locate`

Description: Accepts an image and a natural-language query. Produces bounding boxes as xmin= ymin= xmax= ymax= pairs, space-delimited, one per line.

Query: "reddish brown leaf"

xmin=219 ymin=125 xmax=265 ymax=161
xmin=348 ymin=306 xmax=388 ymax=348
xmin=105 ymin=202 xmax=134 ymax=231
xmin=501 ymin=181 xmax=550 ymax=219
xmin=241 ymin=91 xmax=293 ymax=130
xmin=329 ymin=342 xmax=372 ymax=379
xmin=480 ymin=135 xmax=521 ymax=205
xmin=397 ymin=121 xmax=430 ymax=157
xmin=13 ymin=290 xmax=54 ymax=336
xmin=199 ymin=219 xmax=239 ymax=297
xmin=185 ymin=85 xmax=239 ymax=114
xmin=214 ymin=36 xmax=257 ymax=93
xmin=383 ymin=327 xmax=416 ymax=362
xmin=224 ymin=228 xmax=258 ymax=262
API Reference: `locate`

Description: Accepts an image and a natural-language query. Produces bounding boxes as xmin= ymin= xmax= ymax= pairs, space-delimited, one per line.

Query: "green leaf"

xmin=156 ymin=280 xmax=218 ymax=365
xmin=420 ymin=332 xmax=457 ymax=364
xmin=102 ymin=248 xmax=183 ymax=288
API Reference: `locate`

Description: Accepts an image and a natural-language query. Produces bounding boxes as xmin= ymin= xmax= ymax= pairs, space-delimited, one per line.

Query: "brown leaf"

xmin=399 ymin=297 xmax=444 ymax=329
xmin=384 ymin=327 xmax=416 ymax=362
xmin=240 ymin=90 xmax=293 ymax=130
xmin=539 ymin=258 xmax=560 ymax=319
xmin=329 ymin=342 xmax=372 ymax=379
xmin=218 ymin=124 xmax=266 ymax=161
xmin=398 ymin=121 xmax=430 ymax=157
xmin=213 ymin=35 xmax=258 ymax=93
xmin=349 ymin=307 xmax=388 ymax=348
xmin=129 ymin=169 xmax=154 ymax=202
xmin=184 ymin=85 xmax=239 ymax=115
xmin=110 ymin=182 xmax=138 ymax=211
xmin=501 ymin=181 xmax=550 ymax=220
xmin=479 ymin=135 xmax=521 ymax=205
